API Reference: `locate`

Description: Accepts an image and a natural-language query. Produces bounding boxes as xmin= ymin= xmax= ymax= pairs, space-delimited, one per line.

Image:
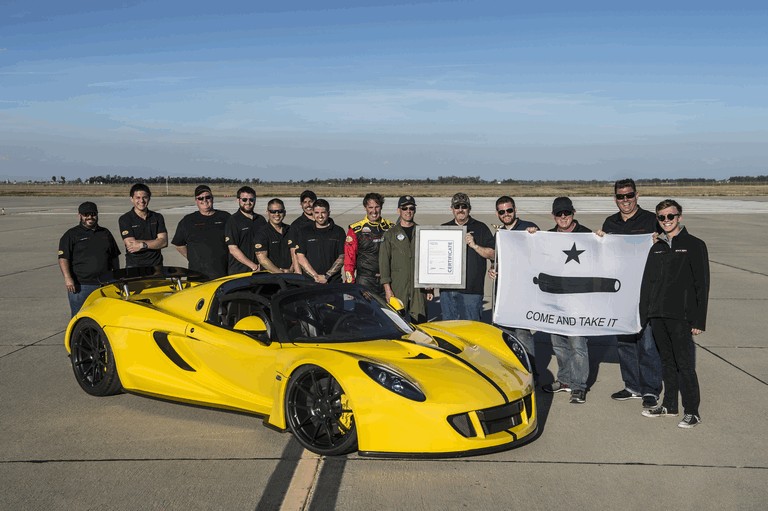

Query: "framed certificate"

xmin=414 ymin=226 xmax=467 ymax=288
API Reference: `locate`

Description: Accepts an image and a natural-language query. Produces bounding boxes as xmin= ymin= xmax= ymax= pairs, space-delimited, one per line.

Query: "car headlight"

xmin=359 ymin=361 xmax=426 ymax=402
xmin=502 ymin=331 xmax=532 ymax=373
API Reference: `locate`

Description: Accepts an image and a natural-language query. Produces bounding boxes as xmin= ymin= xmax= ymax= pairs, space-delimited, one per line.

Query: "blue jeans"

xmin=67 ymin=283 xmax=100 ymax=317
xmin=551 ymin=334 xmax=589 ymax=392
xmin=440 ymin=291 xmax=483 ymax=321
xmin=616 ymin=325 xmax=663 ymax=397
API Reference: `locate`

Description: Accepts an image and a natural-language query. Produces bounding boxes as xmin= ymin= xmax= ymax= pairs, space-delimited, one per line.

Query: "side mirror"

xmin=233 ymin=316 xmax=268 ymax=333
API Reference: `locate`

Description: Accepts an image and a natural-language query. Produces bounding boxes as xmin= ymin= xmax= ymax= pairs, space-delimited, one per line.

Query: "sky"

xmin=1 ymin=1 xmax=766 ymax=182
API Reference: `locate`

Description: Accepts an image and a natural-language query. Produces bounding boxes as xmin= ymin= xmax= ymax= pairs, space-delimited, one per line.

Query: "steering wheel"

xmin=330 ymin=314 xmax=359 ymax=335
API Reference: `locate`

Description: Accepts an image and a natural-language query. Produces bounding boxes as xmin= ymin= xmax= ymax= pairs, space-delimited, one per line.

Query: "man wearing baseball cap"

xmin=58 ymin=202 xmax=121 ymax=316
xmin=379 ymin=196 xmax=433 ymax=322
xmin=439 ymin=192 xmax=495 ymax=321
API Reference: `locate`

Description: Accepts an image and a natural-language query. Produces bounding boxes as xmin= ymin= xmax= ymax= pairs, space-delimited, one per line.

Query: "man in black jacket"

xmin=640 ymin=199 xmax=709 ymax=428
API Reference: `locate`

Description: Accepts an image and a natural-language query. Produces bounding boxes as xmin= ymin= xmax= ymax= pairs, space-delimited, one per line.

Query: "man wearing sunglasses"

xmin=541 ymin=197 xmax=592 ymax=404
xmin=599 ymin=178 xmax=663 ymax=410
xmin=439 ymin=192 xmax=495 ymax=321
xmin=640 ymin=200 xmax=709 ymax=429
xmin=254 ymin=198 xmax=294 ymax=273
xmin=224 ymin=186 xmax=267 ymax=275
xmin=489 ymin=196 xmax=539 ymax=376
xmin=379 ymin=196 xmax=433 ymax=323
xmin=58 ymin=201 xmax=121 ymax=316
xmin=172 ymin=185 xmax=231 ymax=280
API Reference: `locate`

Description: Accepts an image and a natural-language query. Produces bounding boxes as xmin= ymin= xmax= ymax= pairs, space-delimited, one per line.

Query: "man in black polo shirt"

xmin=293 ymin=199 xmax=345 ymax=283
xmin=440 ymin=192 xmax=495 ymax=321
xmin=171 ymin=185 xmax=231 ymax=280
xmin=599 ymin=178 xmax=663 ymax=409
xmin=118 ymin=183 xmax=168 ymax=268
xmin=289 ymin=189 xmax=318 ymax=273
xmin=224 ymin=185 xmax=267 ymax=275
xmin=58 ymin=201 xmax=121 ymax=316
xmin=255 ymin=198 xmax=293 ymax=273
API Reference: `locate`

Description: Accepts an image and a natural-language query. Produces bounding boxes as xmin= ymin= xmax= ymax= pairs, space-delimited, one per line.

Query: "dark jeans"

xmin=616 ymin=325 xmax=663 ymax=397
xmin=440 ymin=291 xmax=483 ymax=321
xmin=651 ymin=318 xmax=701 ymax=415
xmin=67 ymin=283 xmax=100 ymax=317
xmin=551 ymin=334 xmax=589 ymax=392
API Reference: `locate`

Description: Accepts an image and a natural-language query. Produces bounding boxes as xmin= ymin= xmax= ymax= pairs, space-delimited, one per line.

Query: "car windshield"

xmin=276 ymin=285 xmax=414 ymax=343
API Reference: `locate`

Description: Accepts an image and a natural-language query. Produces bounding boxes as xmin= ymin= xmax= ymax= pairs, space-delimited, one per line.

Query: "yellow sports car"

xmin=65 ymin=268 xmax=537 ymax=457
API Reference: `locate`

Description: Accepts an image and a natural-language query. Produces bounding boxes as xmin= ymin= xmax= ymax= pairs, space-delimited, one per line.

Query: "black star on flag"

xmin=563 ymin=242 xmax=585 ymax=264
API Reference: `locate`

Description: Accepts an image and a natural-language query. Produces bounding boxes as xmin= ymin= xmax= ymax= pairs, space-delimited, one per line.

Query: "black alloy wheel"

xmin=285 ymin=365 xmax=357 ymax=456
xmin=70 ymin=318 xmax=122 ymax=396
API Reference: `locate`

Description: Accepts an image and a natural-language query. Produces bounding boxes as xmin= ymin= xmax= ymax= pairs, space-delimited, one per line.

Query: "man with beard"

xmin=172 ymin=185 xmax=231 ymax=280
xmin=293 ymin=199 xmax=345 ymax=283
xmin=58 ymin=201 xmax=121 ymax=316
xmin=118 ymin=183 xmax=168 ymax=268
xmin=224 ymin=186 xmax=267 ymax=274
xmin=489 ymin=195 xmax=539 ymax=377
xmin=599 ymin=178 xmax=663 ymax=410
xmin=344 ymin=192 xmax=393 ymax=295
xmin=255 ymin=198 xmax=294 ymax=273
xmin=379 ymin=196 xmax=433 ymax=323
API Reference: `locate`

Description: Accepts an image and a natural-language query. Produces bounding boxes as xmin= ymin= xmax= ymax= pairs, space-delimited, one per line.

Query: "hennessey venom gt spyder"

xmin=65 ymin=268 xmax=537 ymax=457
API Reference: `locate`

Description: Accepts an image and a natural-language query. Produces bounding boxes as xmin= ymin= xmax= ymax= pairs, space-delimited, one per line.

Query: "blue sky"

xmin=1 ymin=1 xmax=766 ymax=181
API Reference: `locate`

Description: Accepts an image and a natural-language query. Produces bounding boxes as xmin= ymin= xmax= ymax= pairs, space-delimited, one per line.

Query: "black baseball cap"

xmin=78 ymin=201 xmax=98 ymax=215
xmin=300 ymin=190 xmax=317 ymax=202
xmin=552 ymin=196 xmax=574 ymax=214
xmin=398 ymin=195 xmax=416 ymax=207
xmin=194 ymin=185 xmax=212 ymax=197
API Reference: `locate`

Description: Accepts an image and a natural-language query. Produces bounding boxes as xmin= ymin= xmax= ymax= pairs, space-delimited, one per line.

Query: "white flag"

xmin=492 ymin=231 xmax=653 ymax=336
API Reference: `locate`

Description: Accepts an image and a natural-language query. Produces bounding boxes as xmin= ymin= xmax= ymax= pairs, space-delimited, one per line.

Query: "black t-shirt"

xmin=602 ymin=207 xmax=661 ymax=235
xmin=58 ymin=224 xmax=121 ymax=284
xmin=254 ymin=223 xmax=292 ymax=270
xmin=171 ymin=210 xmax=231 ymax=279
xmin=224 ymin=210 xmax=267 ymax=274
xmin=402 ymin=224 xmax=415 ymax=241
xmin=290 ymin=214 xmax=315 ymax=230
xmin=118 ymin=209 xmax=167 ymax=267
xmin=441 ymin=216 xmax=494 ymax=295
xmin=294 ymin=221 xmax=346 ymax=280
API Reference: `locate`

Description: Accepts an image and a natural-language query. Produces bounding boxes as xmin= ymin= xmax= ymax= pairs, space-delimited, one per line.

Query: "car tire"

xmin=285 ymin=364 xmax=357 ymax=456
xmin=70 ymin=318 xmax=123 ymax=396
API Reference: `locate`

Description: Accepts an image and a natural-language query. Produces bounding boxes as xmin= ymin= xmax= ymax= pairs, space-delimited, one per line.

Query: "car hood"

xmin=296 ymin=329 xmax=530 ymax=406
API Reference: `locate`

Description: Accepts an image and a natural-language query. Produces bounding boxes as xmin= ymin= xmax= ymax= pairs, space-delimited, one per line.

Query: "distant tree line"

xmin=33 ymin=174 xmax=768 ymax=185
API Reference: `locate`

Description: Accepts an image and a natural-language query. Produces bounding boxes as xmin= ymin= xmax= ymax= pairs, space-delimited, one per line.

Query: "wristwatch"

xmin=141 ymin=242 xmax=148 ymax=250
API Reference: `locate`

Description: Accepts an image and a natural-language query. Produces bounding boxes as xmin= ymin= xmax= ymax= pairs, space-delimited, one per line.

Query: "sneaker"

xmin=641 ymin=406 xmax=678 ymax=418
xmin=542 ymin=381 xmax=571 ymax=393
xmin=570 ymin=390 xmax=586 ymax=404
xmin=678 ymin=414 xmax=702 ymax=429
xmin=642 ymin=395 xmax=659 ymax=409
xmin=611 ymin=388 xmax=642 ymax=401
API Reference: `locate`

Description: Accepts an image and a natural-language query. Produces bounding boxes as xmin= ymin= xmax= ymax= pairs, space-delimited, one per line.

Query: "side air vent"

xmin=153 ymin=332 xmax=195 ymax=372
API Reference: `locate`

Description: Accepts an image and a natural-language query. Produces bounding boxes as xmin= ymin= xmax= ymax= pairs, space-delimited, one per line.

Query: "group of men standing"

xmin=57 ymin=178 xmax=709 ymax=428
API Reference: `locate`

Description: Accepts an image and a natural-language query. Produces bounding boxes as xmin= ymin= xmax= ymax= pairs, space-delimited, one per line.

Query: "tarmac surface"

xmin=1 ymin=194 xmax=766 ymax=510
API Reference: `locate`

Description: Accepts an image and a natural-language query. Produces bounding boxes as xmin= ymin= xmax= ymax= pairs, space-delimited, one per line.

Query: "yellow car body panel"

xmin=65 ymin=271 xmax=537 ymax=457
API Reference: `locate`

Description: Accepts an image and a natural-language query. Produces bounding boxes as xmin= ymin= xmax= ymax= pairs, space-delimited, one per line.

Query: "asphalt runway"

xmin=1 ymin=194 xmax=766 ymax=510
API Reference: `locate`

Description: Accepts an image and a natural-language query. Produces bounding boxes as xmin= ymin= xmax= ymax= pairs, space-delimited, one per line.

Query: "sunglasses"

xmin=657 ymin=213 xmax=680 ymax=221
xmin=196 ymin=195 xmax=213 ymax=202
xmin=240 ymin=197 xmax=255 ymax=203
xmin=268 ymin=209 xmax=286 ymax=214
xmin=615 ymin=192 xmax=637 ymax=200
xmin=555 ymin=210 xmax=573 ymax=217
xmin=400 ymin=206 xmax=415 ymax=211
xmin=497 ymin=208 xmax=515 ymax=215
xmin=453 ymin=204 xmax=469 ymax=210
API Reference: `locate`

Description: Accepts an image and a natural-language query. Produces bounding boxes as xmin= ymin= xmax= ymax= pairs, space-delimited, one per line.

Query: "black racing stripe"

xmin=152 ymin=332 xmax=195 ymax=372
xmin=419 ymin=342 xmax=509 ymax=403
